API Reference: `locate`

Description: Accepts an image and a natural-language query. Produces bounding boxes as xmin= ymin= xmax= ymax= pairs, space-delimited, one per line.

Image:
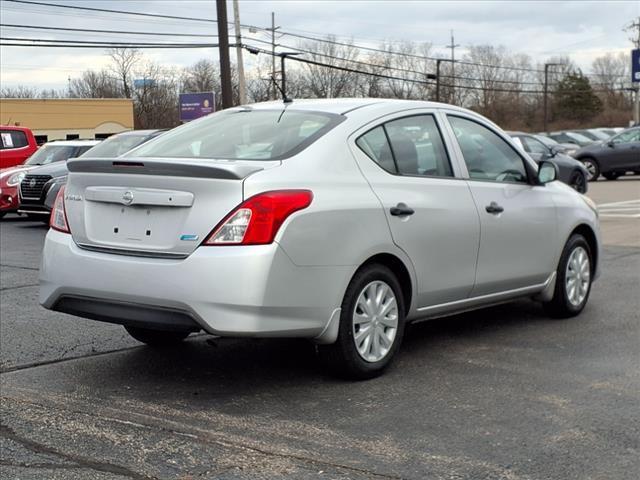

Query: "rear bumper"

xmin=40 ymin=229 xmax=351 ymax=340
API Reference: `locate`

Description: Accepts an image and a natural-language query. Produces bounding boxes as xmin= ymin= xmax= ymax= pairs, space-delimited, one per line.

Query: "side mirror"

xmin=538 ymin=160 xmax=558 ymax=185
xmin=607 ymin=140 xmax=614 ymax=148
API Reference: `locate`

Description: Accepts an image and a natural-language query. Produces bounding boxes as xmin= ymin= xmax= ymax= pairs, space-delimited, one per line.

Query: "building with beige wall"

xmin=0 ymin=98 xmax=134 ymax=144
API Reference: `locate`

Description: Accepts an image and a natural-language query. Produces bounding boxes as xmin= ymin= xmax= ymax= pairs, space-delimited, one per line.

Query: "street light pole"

xmin=232 ymin=0 xmax=247 ymax=105
xmin=435 ymin=59 xmax=442 ymax=102
xmin=543 ymin=62 xmax=561 ymax=133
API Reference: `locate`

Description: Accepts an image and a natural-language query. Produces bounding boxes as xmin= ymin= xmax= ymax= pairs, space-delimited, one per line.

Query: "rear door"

xmin=350 ymin=112 xmax=480 ymax=307
xmin=443 ymin=114 xmax=558 ymax=296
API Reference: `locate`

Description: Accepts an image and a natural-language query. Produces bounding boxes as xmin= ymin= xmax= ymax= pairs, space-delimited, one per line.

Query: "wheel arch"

xmin=357 ymin=253 xmax=413 ymax=314
xmin=569 ymin=223 xmax=598 ymax=276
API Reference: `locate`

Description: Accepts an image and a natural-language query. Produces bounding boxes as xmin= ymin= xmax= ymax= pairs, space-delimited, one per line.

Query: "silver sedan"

xmin=40 ymin=99 xmax=601 ymax=378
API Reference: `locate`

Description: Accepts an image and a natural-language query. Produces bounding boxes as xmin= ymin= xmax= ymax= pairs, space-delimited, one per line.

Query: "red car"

xmin=0 ymin=126 xmax=39 ymax=169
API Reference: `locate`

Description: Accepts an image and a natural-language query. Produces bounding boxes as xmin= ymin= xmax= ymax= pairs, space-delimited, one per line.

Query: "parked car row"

xmin=537 ymin=127 xmax=639 ymax=181
xmin=0 ymin=130 xmax=164 ymax=219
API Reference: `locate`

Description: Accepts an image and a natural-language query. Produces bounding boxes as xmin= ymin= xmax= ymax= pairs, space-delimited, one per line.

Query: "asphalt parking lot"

xmin=1 ymin=178 xmax=638 ymax=480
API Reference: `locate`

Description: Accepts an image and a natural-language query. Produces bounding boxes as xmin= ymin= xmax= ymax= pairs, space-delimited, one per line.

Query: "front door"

xmin=445 ymin=115 xmax=558 ymax=296
xmin=350 ymin=113 xmax=480 ymax=307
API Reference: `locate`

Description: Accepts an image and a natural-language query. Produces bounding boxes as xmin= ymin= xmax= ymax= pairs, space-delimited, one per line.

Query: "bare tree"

xmin=108 ymin=48 xmax=141 ymax=99
xmin=133 ymin=61 xmax=180 ymax=129
xmin=69 ymin=70 xmax=122 ymax=98
xmin=299 ymin=36 xmax=359 ymax=98
xmin=1 ymin=85 xmax=39 ymax=98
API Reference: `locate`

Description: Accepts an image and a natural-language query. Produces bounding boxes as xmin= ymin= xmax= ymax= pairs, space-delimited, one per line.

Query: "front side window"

xmin=133 ymin=109 xmax=343 ymax=160
xmin=448 ymin=116 xmax=528 ymax=184
xmin=522 ymin=137 xmax=550 ymax=155
xmin=356 ymin=114 xmax=453 ymax=178
xmin=612 ymin=129 xmax=640 ymax=144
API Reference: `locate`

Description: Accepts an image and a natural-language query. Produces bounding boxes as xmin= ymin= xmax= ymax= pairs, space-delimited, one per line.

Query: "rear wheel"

xmin=544 ymin=234 xmax=593 ymax=318
xmin=318 ymin=264 xmax=406 ymax=379
xmin=579 ymin=157 xmax=600 ymax=181
xmin=125 ymin=326 xmax=190 ymax=346
xmin=569 ymin=170 xmax=587 ymax=193
xmin=603 ymin=172 xmax=620 ymax=181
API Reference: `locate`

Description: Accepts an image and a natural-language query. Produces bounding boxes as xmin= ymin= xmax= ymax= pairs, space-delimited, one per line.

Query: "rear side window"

xmin=356 ymin=114 xmax=453 ymax=178
xmin=0 ymin=130 xmax=28 ymax=149
xmin=134 ymin=109 xmax=344 ymax=160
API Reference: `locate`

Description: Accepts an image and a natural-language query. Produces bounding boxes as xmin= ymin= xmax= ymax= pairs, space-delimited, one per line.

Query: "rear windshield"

xmin=132 ymin=109 xmax=343 ymax=160
xmin=81 ymin=133 xmax=152 ymax=158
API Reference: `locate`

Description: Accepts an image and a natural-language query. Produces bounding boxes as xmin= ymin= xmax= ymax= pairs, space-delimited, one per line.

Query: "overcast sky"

xmin=1 ymin=0 xmax=638 ymax=91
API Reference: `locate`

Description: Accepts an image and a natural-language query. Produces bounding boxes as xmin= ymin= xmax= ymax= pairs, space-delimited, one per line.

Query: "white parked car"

xmin=40 ymin=99 xmax=601 ymax=378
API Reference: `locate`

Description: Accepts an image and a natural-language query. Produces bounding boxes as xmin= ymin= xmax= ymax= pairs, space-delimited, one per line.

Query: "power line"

xmin=0 ymin=23 xmax=218 ymax=38
xmin=1 ymin=42 xmax=221 ymax=49
xmin=245 ymin=45 xmax=626 ymax=95
xmin=3 ymin=0 xmax=628 ymax=80
xmin=1 ymin=36 xmax=219 ymax=46
xmin=4 ymin=0 xmax=221 ymax=25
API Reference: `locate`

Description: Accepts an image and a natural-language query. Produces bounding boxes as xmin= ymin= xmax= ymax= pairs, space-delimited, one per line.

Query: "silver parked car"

xmin=40 ymin=99 xmax=601 ymax=378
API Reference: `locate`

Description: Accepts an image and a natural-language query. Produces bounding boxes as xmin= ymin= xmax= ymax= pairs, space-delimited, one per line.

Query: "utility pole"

xmin=266 ymin=12 xmax=280 ymax=100
xmin=232 ymin=0 xmax=247 ymax=105
xmin=435 ymin=59 xmax=443 ymax=102
xmin=216 ymin=0 xmax=233 ymax=109
xmin=543 ymin=62 xmax=561 ymax=133
xmin=445 ymin=30 xmax=460 ymax=104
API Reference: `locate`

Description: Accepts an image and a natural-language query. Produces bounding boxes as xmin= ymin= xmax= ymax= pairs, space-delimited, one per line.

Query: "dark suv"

xmin=573 ymin=127 xmax=640 ymax=181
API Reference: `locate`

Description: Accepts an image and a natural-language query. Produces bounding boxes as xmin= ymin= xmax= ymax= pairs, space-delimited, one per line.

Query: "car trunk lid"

xmin=64 ymin=157 xmax=279 ymax=258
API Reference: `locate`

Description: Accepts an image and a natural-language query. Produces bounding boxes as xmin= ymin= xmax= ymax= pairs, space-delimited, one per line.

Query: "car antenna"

xmin=270 ymin=75 xmax=293 ymax=104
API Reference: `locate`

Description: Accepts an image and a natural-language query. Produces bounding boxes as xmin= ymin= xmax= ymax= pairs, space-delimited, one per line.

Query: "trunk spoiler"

xmin=67 ymin=157 xmax=279 ymax=180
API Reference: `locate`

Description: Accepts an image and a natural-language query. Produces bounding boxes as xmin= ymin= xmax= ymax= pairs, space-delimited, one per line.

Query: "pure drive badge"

xmin=180 ymin=234 xmax=199 ymax=241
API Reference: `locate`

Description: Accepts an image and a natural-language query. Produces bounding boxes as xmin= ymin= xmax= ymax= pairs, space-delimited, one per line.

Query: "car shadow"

xmin=52 ymin=298 xmax=561 ymax=411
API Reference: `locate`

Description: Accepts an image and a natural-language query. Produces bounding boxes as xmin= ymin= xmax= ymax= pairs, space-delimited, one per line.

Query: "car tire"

xmin=318 ymin=264 xmax=406 ymax=380
xmin=603 ymin=172 xmax=620 ymax=181
xmin=543 ymin=234 xmax=593 ymax=319
xmin=124 ymin=326 xmax=190 ymax=346
xmin=569 ymin=170 xmax=587 ymax=193
xmin=579 ymin=157 xmax=600 ymax=181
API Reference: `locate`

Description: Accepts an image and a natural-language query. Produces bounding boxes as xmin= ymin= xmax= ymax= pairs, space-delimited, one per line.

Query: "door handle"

xmin=390 ymin=203 xmax=415 ymax=216
xmin=485 ymin=202 xmax=504 ymax=214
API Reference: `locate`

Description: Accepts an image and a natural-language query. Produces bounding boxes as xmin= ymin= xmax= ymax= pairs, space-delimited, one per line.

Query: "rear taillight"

xmin=50 ymin=185 xmax=70 ymax=233
xmin=204 ymin=190 xmax=313 ymax=246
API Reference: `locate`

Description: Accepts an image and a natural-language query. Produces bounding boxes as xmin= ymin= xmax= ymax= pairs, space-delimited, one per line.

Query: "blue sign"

xmin=179 ymin=92 xmax=215 ymax=122
xmin=633 ymin=49 xmax=640 ymax=83
xmin=134 ymin=78 xmax=156 ymax=88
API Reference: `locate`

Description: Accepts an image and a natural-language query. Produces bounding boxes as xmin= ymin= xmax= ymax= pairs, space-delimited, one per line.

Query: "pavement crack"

xmin=0 ymin=283 xmax=38 ymax=292
xmin=0 ymin=263 xmax=39 ymax=271
xmin=0 ymin=424 xmax=154 ymax=480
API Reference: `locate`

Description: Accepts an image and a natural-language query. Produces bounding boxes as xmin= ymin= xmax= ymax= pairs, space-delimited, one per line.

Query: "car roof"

xmin=239 ymin=98 xmax=471 ymax=116
xmin=112 ymin=129 xmax=160 ymax=137
xmin=0 ymin=125 xmax=32 ymax=132
xmin=44 ymin=139 xmax=101 ymax=146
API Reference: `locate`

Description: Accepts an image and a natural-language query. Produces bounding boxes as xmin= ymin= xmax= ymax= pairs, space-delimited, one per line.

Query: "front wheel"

xmin=318 ymin=264 xmax=406 ymax=379
xmin=579 ymin=158 xmax=600 ymax=181
xmin=125 ymin=326 xmax=190 ymax=346
xmin=569 ymin=171 xmax=587 ymax=193
xmin=544 ymin=234 xmax=593 ymax=318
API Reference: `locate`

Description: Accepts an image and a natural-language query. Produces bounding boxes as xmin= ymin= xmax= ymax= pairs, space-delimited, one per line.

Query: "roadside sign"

xmin=633 ymin=49 xmax=640 ymax=83
xmin=179 ymin=92 xmax=215 ymax=122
